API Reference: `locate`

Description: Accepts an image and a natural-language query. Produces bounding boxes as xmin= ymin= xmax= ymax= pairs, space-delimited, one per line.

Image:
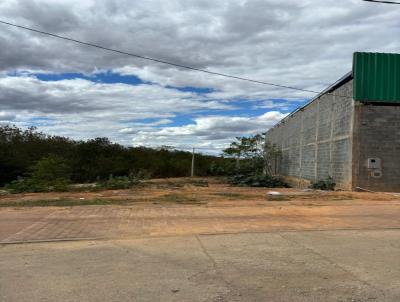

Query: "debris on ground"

xmin=267 ymin=191 xmax=288 ymax=201
xmin=0 ymin=190 xmax=9 ymax=196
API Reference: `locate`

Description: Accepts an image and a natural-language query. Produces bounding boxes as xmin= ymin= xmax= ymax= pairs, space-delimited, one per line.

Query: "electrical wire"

xmin=362 ymin=0 xmax=400 ymax=4
xmin=0 ymin=19 xmax=351 ymax=99
xmin=155 ymin=146 xmax=224 ymax=151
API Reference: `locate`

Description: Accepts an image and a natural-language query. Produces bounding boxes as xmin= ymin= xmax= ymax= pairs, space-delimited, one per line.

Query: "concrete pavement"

xmin=1 ymin=230 xmax=399 ymax=302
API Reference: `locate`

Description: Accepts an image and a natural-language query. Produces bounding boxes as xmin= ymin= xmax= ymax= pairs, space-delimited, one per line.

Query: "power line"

xmin=362 ymin=0 xmax=400 ymax=4
xmin=0 ymin=19 xmax=350 ymax=99
xmin=157 ymin=146 xmax=224 ymax=151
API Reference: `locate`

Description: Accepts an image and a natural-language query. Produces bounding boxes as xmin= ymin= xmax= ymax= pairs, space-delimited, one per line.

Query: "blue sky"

xmin=33 ymin=72 xmax=271 ymax=127
xmin=0 ymin=68 xmax=302 ymax=152
xmin=33 ymin=71 xmax=304 ymax=129
xmin=23 ymin=71 xmax=307 ymax=142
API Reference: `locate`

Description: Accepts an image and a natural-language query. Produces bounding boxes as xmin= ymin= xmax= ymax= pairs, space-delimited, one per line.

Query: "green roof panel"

xmin=353 ymin=52 xmax=400 ymax=103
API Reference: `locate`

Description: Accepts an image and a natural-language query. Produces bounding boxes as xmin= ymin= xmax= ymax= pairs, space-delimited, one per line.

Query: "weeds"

xmin=210 ymin=192 xmax=252 ymax=200
xmin=310 ymin=177 xmax=336 ymax=191
xmin=4 ymin=178 xmax=70 ymax=193
xmin=155 ymin=193 xmax=205 ymax=205
xmin=187 ymin=179 xmax=209 ymax=187
xmin=228 ymin=174 xmax=289 ymax=188
xmin=0 ymin=198 xmax=135 ymax=207
xmin=3 ymin=175 xmax=142 ymax=194
xmin=96 ymin=175 xmax=139 ymax=190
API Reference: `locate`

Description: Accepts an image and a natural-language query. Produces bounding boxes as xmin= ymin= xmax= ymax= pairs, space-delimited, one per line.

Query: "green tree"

xmin=5 ymin=155 xmax=72 ymax=193
xmin=223 ymin=133 xmax=287 ymax=188
xmin=223 ymin=133 xmax=266 ymax=174
xmin=0 ymin=124 xmax=234 ymax=189
xmin=29 ymin=154 xmax=71 ymax=183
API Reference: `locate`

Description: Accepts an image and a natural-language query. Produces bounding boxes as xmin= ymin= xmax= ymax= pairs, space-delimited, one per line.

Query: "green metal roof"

xmin=353 ymin=52 xmax=400 ymax=103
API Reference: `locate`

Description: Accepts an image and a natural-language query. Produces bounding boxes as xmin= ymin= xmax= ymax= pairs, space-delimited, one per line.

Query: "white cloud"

xmin=130 ymin=111 xmax=287 ymax=149
xmin=0 ymin=111 xmax=16 ymax=121
xmin=0 ymin=75 xmax=238 ymax=146
xmin=1 ymin=0 xmax=398 ymax=89
xmin=0 ymin=0 xmax=399 ymax=149
xmin=0 ymin=75 xmax=232 ymax=114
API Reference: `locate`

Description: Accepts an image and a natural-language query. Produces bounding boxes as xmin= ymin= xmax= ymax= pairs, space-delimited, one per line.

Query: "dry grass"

xmin=153 ymin=193 xmax=206 ymax=205
xmin=0 ymin=177 xmax=398 ymax=208
xmin=0 ymin=198 xmax=136 ymax=207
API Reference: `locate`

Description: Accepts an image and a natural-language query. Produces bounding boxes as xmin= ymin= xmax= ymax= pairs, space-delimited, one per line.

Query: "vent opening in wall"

xmin=367 ymin=158 xmax=381 ymax=169
xmin=371 ymin=171 xmax=382 ymax=178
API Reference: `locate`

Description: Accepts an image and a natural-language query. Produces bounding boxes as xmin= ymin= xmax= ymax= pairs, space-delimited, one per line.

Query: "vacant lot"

xmin=1 ymin=178 xmax=400 ymax=301
xmin=1 ymin=178 xmax=399 ymax=243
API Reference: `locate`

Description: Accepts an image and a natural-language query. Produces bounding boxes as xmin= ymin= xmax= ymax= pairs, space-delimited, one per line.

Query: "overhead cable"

xmin=362 ymin=0 xmax=400 ymax=4
xmin=0 ymin=19 xmax=351 ymax=99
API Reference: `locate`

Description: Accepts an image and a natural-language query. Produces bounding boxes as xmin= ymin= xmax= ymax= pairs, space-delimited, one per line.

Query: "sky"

xmin=0 ymin=0 xmax=399 ymax=153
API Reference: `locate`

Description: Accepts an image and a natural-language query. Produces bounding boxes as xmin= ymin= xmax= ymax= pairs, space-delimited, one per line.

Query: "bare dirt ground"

xmin=1 ymin=178 xmax=400 ymax=301
xmin=1 ymin=177 xmax=399 ymax=243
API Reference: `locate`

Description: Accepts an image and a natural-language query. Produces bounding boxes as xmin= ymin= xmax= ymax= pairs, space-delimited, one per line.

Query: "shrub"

xmin=5 ymin=155 xmax=71 ymax=193
xmin=96 ymin=175 xmax=139 ymax=190
xmin=311 ymin=177 xmax=336 ymax=191
xmin=189 ymin=179 xmax=209 ymax=187
xmin=5 ymin=178 xmax=70 ymax=193
xmin=29 ymin=154 xmax=71 ymax=183
xmin=129 ymin=169 xmax=151 ymax=181
xmin=228 ymin=174 xmax=290 ymax=188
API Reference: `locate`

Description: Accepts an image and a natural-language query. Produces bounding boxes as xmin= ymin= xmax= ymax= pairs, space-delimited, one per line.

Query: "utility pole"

xmin=191 ymin=147 xmax=195 ymax=177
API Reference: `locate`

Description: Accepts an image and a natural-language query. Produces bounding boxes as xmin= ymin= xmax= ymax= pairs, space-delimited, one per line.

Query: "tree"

xmin=29 ymin=154 xmax=71 ymax=183
xmin=0 ymin=124 xmax=234 ymax=187
xmin=222 ymin=133 xmax=266 ymax=174
xmin=4 ymin=155 xmax=72 ymax=193
xmin=223 ymin=133 xmax=288 ymax=188
xmin=264 ymin=142 xmax=282 ymax=175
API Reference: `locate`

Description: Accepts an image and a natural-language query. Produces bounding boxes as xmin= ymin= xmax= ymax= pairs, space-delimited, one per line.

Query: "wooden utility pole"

xmin=191 ymin=147 xmax=195 ymax=177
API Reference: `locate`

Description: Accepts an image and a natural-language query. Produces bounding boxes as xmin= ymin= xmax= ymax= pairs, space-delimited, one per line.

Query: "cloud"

xmin=118 ymin=119 xmax=173 ymax=134
xmin=1 ymin=0 xmax=399 ymax=88
xmin=0 ymin=0 xmax=399 ymax=149
xmin=130 ymin=111 xmax=287 ymax=148
xmin=0 ymin=75 xmax=232 ymax=115
xmin=0 ymin=75 xmax=237 ymax=146
xmin=0 ymin=111 xmax=16 ymax=121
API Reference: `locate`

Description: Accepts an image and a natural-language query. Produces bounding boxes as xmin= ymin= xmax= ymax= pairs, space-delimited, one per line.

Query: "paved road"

xmin=1 ymin=200 xmax=400 ymax=301
xmin=1 ymin=230 xmax=399 ymax=302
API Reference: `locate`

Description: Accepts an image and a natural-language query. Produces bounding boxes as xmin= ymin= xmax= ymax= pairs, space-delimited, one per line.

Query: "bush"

xmin=5 ymin=172 xmax=143 ymax=193
xmin=311 ymin=177 xmax=336 ymax=191
xmin=129 ymin=169 xmax=151 ymax=181
xmin=4 ymin=155 xmax=72 ymax=193
xmin=228 ymin=174 xmax=290 ymax=188
xmin=0 ymin=125 xmax=235 ymax=187
xmin=29 ymin=154 xmax=71 ymax=182
xmin=5 ymin=178 xmax=70 ymax=193
xmin=96 ymin=175 xmax=139 ymax=190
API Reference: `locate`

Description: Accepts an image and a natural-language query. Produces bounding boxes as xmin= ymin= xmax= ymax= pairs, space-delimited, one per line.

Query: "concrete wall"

xmin=266 ymin=80 xmax=354 ymax=189
xmin=353 ymin=104 xmax=400 ymax=192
